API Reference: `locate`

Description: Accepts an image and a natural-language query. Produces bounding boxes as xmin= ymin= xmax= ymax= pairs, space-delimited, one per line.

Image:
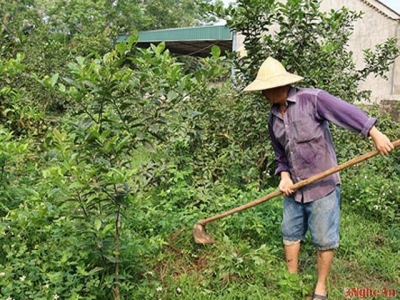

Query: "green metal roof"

xmin=137 ymin=25 xmax=232 ymax=42
xmin=118 ymin=25 xmax=234 ymax=57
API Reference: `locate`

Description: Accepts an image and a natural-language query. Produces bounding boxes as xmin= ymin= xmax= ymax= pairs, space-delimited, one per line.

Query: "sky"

xmin=221 ymin=0 xmax=235 ymax=6
xmin=379 ymin=0 xmax=400 ymax=13
xmin=220 ymin=0 xmax=400 ymax=14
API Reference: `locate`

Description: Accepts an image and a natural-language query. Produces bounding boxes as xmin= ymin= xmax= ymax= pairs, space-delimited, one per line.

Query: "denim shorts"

xmin=281 ymin=185 xmax=341 ymax=250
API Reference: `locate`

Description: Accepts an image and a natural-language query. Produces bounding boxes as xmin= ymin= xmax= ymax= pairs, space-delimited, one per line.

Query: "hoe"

xmin=193 ymin=139 xmax=400 ymax=244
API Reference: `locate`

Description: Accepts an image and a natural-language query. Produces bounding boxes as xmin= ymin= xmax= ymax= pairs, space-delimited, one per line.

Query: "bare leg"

xmin=313 ymin=249 xmax=334 ymax=298
xmin=284 ymin=242 xmax=301 ymax=274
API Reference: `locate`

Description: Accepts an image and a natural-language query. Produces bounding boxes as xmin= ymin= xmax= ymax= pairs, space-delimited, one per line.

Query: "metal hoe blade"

xmin=193 ymin=223 xmax=215 ymax=244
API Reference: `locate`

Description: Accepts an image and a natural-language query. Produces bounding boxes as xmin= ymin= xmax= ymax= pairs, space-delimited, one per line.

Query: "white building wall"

xmin=319 ymin=0 xmax=400 ymax=103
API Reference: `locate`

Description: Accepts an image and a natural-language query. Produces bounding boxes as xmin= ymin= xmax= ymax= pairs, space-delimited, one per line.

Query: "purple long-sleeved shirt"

xmin=268 ymin=87 xmax=377 ymax=203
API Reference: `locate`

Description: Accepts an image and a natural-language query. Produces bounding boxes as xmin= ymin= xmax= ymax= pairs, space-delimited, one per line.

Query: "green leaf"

xmin=167 ymin=90 xmax=179 ymax=101
xmin=115 ymin=42 xmax=127 ymax=56
xmin=50 ymin=73 xmax=59 ymax=87
xmin=69 ymin=182 xmax=85 ymax=190
xmin=94 ymin=218 xmax=102 ymax=231
xmin=143 ymin=140 xmax=156 ymax=153
xmin=211 ymin=45 xmax=221 ymax=58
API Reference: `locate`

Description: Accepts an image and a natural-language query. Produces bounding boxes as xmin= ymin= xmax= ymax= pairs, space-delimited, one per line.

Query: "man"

xmin=243 ymin=57 xmax=394 ymax=300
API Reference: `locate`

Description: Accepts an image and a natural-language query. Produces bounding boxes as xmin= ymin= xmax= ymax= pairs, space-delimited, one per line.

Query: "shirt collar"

xmin=287 ymin=87 xmax=298 ymax=103
xmin=271 ymin=87 xmax=298 ymax=116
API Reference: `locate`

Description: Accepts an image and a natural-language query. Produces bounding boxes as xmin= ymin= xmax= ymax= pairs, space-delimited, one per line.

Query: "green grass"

xmin=139 ymin=198 xmax=399 ymax=300
xmin=328 ymin=203 xmax=400 ymax=299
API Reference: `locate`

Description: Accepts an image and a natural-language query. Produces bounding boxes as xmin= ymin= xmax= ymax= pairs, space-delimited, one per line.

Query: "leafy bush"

xmin=0 ymin=0 xmax=399 ymax=298
xmin=337 ymin=109 xmax=400 ymax=223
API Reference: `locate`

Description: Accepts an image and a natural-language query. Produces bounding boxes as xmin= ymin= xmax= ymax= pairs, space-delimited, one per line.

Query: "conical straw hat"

xmin=243 ymin=57 xmax=303 ymax=92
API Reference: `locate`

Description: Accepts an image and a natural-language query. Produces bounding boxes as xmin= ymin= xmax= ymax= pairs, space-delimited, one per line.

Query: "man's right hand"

xmin=279 ymin=171 xmax=295 ymax=196
xmin=369 ymin=126 xmax=394 ymax=156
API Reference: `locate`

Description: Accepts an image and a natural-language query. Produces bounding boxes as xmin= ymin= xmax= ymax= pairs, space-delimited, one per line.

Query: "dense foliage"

xmin=213 ymin=0 xmax=399 ymax=103
xmin=0 ymin=0 xmax=399 ymax=299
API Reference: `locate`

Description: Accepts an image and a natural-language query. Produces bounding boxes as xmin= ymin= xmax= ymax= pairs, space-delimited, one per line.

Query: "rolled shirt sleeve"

xmin=315 ymin=90 xmax=377 ymax=137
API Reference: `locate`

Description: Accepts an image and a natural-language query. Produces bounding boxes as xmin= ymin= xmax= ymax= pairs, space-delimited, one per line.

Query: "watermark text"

xmin=344 ymin=287 xmax=397 ymax=298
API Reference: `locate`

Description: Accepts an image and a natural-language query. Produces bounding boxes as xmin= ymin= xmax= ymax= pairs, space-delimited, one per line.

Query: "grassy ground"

xmin=300 ymin=204 xmax=399 ymax=299
xmin=146 ymin=198 xmax=399 ymax=300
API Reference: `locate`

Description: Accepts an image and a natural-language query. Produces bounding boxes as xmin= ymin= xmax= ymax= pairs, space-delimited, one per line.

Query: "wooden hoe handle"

xmin=197 ymin=139 xmax=400 ymax=226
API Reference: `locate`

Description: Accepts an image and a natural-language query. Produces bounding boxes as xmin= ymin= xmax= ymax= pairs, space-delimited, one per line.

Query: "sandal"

xmin=312 ymin=294 xmax=328 ymax=300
